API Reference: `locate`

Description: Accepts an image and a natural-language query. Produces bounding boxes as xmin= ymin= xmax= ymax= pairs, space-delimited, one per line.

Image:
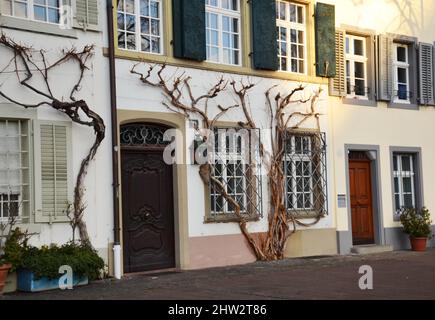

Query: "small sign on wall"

xmin=337 ymin=194 xmax=347 ymax=208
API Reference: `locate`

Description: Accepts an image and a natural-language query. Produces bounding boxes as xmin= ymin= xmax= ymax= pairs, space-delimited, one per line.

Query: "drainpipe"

xmin=107 ymin=0 xmax=121 ymax=280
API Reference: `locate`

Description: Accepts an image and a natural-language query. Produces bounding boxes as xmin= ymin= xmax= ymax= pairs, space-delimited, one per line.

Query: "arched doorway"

xmin=120 ymin=123 xmax=175 ymax=273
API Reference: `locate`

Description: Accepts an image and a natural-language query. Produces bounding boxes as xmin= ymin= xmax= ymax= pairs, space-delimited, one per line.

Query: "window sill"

xmin=388 ymin=101 xmax=418 ymax=110
xmin=204 ymin=214 xmax=260 ymax=224
xmin=106 ymin=47 xmax=328 ymax=85
xmin=288 ymin=210 xmax=325 ymax=220
xmin=342 ymin=97 xmax=377 ymax=107
xmin=0 ymin=15 xmax=78 ymax=38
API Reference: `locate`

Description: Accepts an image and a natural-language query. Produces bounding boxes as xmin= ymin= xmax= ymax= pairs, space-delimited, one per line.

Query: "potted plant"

xmin=400 ymin=207 xmax=433 ymax=251
xmin=16 ymin=240 xmax=105 ymax=292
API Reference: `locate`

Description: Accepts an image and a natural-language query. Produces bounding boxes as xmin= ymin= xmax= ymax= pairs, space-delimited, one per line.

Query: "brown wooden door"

xmin=121 ymin=149 xmax=175 ymax=273
xmin=349 ymin=160 xmax=375 ymax=245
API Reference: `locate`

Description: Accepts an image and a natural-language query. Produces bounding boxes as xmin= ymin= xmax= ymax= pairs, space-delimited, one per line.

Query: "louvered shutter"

xmin=314 ymin=3 xmax=336 ymax=77
xmin=329 ymin=30 xmax=346 ymax=96
xmin=172 ymin=0 xmax=206 ymax=61
xmin=251 ymin=0 xmax=278 ymax=70
xmin=418 ymin=42 xmax=434 ymax=105
xmin=35 ymin=122 xmax=72 ymax=223
xmin=74 ymin=0 xmax=99 ymax=31
xmin=377 ymin=35 xmax=393 ymax=101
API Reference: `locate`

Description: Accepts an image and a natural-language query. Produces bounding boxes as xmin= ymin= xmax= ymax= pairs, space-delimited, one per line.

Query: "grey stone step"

xmin=351 ymin=245 xmax=394 ymax=255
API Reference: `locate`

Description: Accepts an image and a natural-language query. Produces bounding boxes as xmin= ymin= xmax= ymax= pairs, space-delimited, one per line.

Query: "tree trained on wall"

xmin=0 ymin=33 xmax=105 ymax=244
xmin=131 ymin=63 xmax=325 ymax=261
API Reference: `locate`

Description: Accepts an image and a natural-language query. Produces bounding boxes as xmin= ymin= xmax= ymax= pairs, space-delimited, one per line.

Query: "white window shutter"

xmin=34 ymin=122 xmax=72 ymax=223
xmin=377 ymin=35 xmax=393 ymax=101
xmin=73 ymin=0 xmax=99 ymax=31
xmin=329 ymin=30 xmax=346 ymax=97
xmin=418 ymin=42 xmax=434 ymax=105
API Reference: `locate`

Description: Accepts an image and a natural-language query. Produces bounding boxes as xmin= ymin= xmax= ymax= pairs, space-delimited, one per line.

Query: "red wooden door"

xmin=349 ymin=160 xmax=375 ymax=245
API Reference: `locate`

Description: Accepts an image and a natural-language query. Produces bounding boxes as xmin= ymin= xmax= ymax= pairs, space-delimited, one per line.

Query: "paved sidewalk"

xmin=3 ymin=249 xmax=435 ymax=300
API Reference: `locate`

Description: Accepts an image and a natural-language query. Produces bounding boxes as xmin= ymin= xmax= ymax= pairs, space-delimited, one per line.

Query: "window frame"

xmin=345 ymin=34 xmax=369 ymax=100
xmin=390 ymin=147 xmax=424 ymax=221
xmin=0 ymin=118 xmax=31 ymax=223
xmin=276 ymin=0 xmax=307 ymax=75
xmin=392 ymin=43 xmax=411 ymax=104
xmin=205 ymin=0 xmax=242 ymax=66
xmin=284 ymin=131 xmax=327 ymax=219
xmin=206 ymin=127 xmax=262 ymax=223
xmin=117 ymin=0 xmax=164 ymax=55
xmin=1 ymin=0 xmax=63 ymax=25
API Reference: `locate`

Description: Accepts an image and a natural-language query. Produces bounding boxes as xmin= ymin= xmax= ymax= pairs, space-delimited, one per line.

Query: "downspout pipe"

xmin=107 ymin=0 xmax=121 ymax=280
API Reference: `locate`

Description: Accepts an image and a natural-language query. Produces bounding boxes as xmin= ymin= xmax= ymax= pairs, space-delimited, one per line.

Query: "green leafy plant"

xmin=2 ymin=228 xmax=32 ymax=271
xmin=17 ymin=241 xmax=105 ymax=280
xmin=400 ymin=207 xmax=433 ymax=238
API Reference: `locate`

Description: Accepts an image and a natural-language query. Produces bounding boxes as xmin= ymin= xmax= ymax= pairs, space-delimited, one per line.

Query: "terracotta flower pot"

xmin=410 ymin=237 xmax=428 ymax=252
xmin=0 ymin=263 xmax=12 ymax=295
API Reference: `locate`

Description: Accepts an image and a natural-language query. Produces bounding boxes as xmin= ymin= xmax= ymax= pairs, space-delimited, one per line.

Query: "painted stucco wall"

xmin=327 ymin=0 xmax=435 ymax=239
xmin=0 ymin=27 xmax=114 ymax=262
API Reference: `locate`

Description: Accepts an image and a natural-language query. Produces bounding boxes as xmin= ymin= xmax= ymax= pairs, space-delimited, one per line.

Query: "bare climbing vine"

xmin=0 ymin=33 xmax=105 ymax=243
xmin=132 ymin=63 xmax=325 ymax=261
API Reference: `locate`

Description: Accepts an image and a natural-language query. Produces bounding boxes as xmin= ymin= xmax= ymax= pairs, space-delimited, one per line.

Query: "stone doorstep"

xmin=350 ymin=245 xmax=394 ymax=255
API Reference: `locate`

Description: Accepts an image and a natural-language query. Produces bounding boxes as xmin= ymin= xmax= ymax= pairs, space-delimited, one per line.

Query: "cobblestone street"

xmin=2 ymin=249 xmax=435 ymax=300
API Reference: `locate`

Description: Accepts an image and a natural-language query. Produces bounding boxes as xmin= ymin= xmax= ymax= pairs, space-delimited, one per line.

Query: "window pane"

xmin=398 ymin=84 xmax=408 ymax=100
xmin=14 ymin=2 xmax=27 ymax=18
xmin=150 ymin=19 xmax=159 ymax=35
xmin=290 ymin=29 xmax=296 ymax=43
xmin=297 ymin=5 xmax=303 ymax=23
xmin=140 ymin=0 xmax=149 ymax=16
xmin=404 ymin=194 xmax=413 ymax=208
xmin=298 ymin=30 xmax=304 ymax=44
xmin=125 ymin=0 xmax=134 ymax=13
xmin=48 ymin=0 xmax=59 ymax=7
xmin=354 ymin=39 xmax=364 ymax=56
xmin=126 ymin=14 xmax=135 ymax=32
xmin=151 ymin=37 xmax=160 ymax=53
xmin=345 ymin=37 xmax=350 ymax=54
xmin=118 ymin=32 xmax=126 ymax=48
xmin=34 ymin=5 xmax=46 ymax=21
xmin=394 ymin=177 xmax=399 ymax=193
xmin=397 ymin=46 xmax=407 ymax=62
xmin=2 ymin=0 xmax=12 ymax=15
xmin=117 ymin=0 xmax=124 ymax=11
xmin=395 ymin=194 xmax=400 ymax=210
xmin=117 ymin=13 xmax=125 ymax=29
xmin=232 ymin=18 xmax=238 ymax=33
xmin=354 ymin=62 xmax=365 ymax=79
xmin=398 ymin=67 xmax=407 ymax=84
xmin=141 ymin=17 xmax=150 ymax=34
xmin=48 ymin=8 xmax=59 ymax=23
xmin=34 ymin=0 xmax=45 ymax=5
xmin=401 ymin=156 xmax=411 ymax=171
xmin=222 ymin=16 xmax=230 ymax=31
xmin=393 ymin=155 xmax=398 ymax=171
xmin=126 ymin=33 xmax=136 ymax=50
xmin=355 ymin=79 xmax=365 ymax=96
xmin=279 ymin=2 xmax=286 ymax=20
xmin=150 ymin=0 xmax=159 ymax=18
xmin=289 ymin=4 xmax=296 ymax=22
xmin=402 ymin=177 xmax=412 ymax=193
xmin=209 ymin=13 xmax=218 ymax=29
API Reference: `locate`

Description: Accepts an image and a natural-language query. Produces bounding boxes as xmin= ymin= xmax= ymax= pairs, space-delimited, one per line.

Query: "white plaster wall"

xmin=116 ymin=60 xmax=334 ymax=237
xmin=0 ymin=28 xmax=114 ymax=257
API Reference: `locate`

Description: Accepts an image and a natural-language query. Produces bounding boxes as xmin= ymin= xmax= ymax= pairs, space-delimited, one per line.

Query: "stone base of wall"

xmin=385 ymin=226 xmax=435 ymax=250
xmin=284 ymin=228 xmax=338 ymax=258
xmin=187 ymin=228 xmax=338 ymax=270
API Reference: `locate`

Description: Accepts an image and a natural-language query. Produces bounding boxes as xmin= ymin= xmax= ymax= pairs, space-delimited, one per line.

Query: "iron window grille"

xmin=284 ymin=131 xmax=327 ymax=218
xmin=208 ymin=127 xmax=262 ymax=222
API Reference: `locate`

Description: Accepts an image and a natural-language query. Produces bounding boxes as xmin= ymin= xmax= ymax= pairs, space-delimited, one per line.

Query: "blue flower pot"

xmin=17 ymin=269 xmax=88 ymax=292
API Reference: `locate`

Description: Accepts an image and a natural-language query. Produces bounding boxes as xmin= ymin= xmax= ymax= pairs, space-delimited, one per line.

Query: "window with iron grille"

xmin=393 ymin=153 xmax=417 ymax=213
xmin=284 ymin=131 xmax=327 ymax=218
xmin=0 ymin=119 xmax=31 ymax=222
xmin=208 ymin=128 xmax=262 ymax=222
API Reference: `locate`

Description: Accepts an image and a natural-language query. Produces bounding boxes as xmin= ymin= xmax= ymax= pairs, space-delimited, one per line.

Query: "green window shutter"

xmin=172 ymin=0 xmax=206 ymax=61
xmin=34 ymin=122 xmax=72 ymax=223
xmin=251 ymin=0 xmax=278 ymax=71
xmin=74 ymin=0 xmax=99 ymax=31
xmin=418 ymin=42 xmax=434 ymax=105
xmin=315 ymin=3 xmax=336 ymax=77
xmin=329 ymin=30 xmax=346 ymax=97
xmin=377 ymin=35 xmax=393 ymax=101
